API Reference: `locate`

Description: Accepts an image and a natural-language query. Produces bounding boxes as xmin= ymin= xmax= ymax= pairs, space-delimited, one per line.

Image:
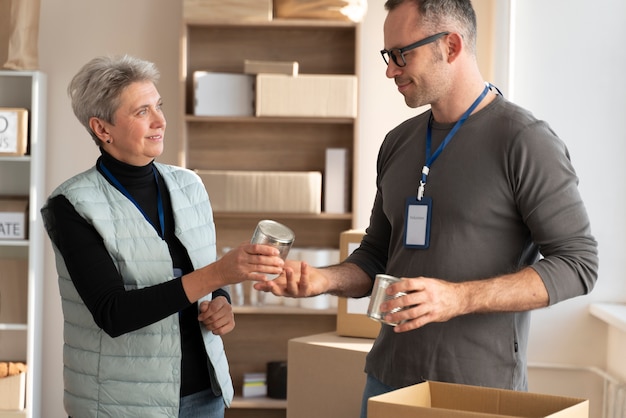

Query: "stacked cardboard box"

xmin=196 ymin=170 xmax=322 ymax=214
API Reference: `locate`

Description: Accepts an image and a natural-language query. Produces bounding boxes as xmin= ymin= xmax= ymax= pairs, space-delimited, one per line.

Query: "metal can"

xmin=367 ymin=274 xmax=406 ymax=326
xmin=250 ymin=219 xmax=295 ymax=260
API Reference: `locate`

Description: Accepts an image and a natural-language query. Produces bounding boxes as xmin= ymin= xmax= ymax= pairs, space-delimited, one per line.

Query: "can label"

xmin=367 ymin=274 xmax=406 ymax=326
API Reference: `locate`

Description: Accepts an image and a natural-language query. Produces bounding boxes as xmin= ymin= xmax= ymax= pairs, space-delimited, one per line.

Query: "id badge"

xmin=404 ymin=196 xmax=432 ymax=249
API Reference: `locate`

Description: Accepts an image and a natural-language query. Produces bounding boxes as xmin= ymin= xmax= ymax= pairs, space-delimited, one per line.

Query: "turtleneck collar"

xmin=98 ymin=149 xmax=156 ymax=185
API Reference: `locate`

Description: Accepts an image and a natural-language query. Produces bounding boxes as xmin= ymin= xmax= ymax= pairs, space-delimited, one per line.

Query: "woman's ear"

xmin=89 ymin=117 xmax=110 ymax=144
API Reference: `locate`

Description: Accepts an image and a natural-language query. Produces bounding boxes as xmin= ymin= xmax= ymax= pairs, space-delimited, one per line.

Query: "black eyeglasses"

xmin=380 ymin=32 xmax=450 ymax=67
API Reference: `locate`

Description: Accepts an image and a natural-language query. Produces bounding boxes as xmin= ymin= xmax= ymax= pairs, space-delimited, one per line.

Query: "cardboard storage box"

xmin=0 ymin=108 xmax=28 ymax=156
xmin=193 ymin=72 xmax=255 ymax=117
xmin=197 ymin=170 xmax=322 ymax=213
xmin=368 ymin=381 xmax=588 ymax=418
xmin=183 ymin=0 xmax=272 ymax=22
xmin=255 ymin=74 xmax=357 ymax=118
xmin=244 ymin=59 xmax=299 ymax=76
xmin=0 ymin=198 xmax=28 ymax=240
xmin=288 ymin=332 xmax=373 ymax=418
xmin=0 ymin=372 xmax=26 ymax=410
xmin=336 ymin=229 xmax=381 ymax=339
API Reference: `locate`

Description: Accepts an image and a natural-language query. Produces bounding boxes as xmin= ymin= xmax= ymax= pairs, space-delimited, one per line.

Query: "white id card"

xmin=404 ymin=196 xmax=432 ymax=249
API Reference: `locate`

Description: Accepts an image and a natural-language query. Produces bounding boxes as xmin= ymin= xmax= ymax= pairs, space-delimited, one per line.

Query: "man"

xmin=256 ymin=1 xmax=598 ymax=417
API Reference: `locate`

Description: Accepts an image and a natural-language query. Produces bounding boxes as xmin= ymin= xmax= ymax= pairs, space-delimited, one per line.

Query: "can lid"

xmin=258 ymin=220 xmax=295 ymax=243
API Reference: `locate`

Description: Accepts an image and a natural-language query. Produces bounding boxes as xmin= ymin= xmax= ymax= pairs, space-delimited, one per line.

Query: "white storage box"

xmin=197 ymin=170 xmax=322 ymax=213
xmin=0 ymin=108 xmax=28 ymax=156
xmin=183 ymin=0 xmax=272 ymax=22
xmin=255 ymin=74 xmax=357 ymax=118
xmin=193 ymin=72 xmax=255 ymax=117
xmin=0 ymin=198 xmax=28 ymax=240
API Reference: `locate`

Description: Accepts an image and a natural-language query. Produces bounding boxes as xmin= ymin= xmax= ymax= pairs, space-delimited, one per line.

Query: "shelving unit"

xmin=0 ymin=71 xmax=46 ymax=418
xmin=180 ymin=9 xmax=358 ymax=418
xmin=180 ymin=18 xmax=358 ymax=250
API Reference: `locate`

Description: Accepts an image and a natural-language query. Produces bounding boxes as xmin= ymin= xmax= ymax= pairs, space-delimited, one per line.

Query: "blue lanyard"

xmin=418 ymin=83 xmax=490 ymax=200
xmin=99 ymin=161 xmax=165 ymax=239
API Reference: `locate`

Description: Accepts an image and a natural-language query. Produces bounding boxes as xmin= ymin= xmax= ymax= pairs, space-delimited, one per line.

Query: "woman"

xmin=41 ymin=55 xmax=284 ymax=417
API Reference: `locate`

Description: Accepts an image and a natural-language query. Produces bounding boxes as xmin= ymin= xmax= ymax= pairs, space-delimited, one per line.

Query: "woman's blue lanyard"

xmin=99 ymin=161 xmax=165 ymax=239
xmin=417 ymin=83 xmax=490 ymax=201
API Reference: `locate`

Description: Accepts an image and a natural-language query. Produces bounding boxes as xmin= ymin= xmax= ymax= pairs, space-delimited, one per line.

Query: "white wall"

xmin=36 ymin=0 xmax=625 ymax=416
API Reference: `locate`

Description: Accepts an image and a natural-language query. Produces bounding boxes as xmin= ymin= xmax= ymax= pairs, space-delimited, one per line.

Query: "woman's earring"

xmin=106 ymin=138 xmax=112 ymax=144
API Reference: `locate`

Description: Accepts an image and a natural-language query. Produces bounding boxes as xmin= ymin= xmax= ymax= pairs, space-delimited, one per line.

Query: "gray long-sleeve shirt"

xmin=346 ymin=95 xmax=598 ymax=390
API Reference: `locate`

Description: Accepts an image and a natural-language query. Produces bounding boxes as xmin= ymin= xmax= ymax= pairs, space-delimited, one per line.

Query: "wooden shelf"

xmin=231 ymin=396 xmax=286 ymax=409
xmin=184 ymin=18 xmax=357 ymax=29
xmin=233 ymin=305 xmax=336 ymax=315
xmin=185 ymin=115 xmax=355 ymax=124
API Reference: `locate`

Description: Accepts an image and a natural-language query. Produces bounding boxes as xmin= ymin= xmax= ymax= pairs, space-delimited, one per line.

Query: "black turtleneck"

xmin=46 ymin=150 xmax=227 ymax=397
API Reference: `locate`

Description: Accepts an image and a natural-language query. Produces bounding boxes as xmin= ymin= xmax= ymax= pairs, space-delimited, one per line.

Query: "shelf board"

xmin=214 ymin=212 xmax=352 ymax=221
xmin=233 ymin=305 xmax=336 ymax=315
xmin=184 ymin=18 xmax=356 ymax=29
xmin=0 ymin=240 xmax=29 ymax=247
xmin=0 ymin=324 xmax=28 ymax=331
xmin=0 ymin=156 xmax=30 ymax=162
xmin=230 ymin=396 xmax=286 ymax=409
xmin=185 ymin=115 xmax=355 ymax=124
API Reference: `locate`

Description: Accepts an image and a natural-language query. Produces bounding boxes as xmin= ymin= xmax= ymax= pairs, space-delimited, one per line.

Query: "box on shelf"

xmin=324 ymin=148 xmax=350 ymax=214
xmin=273 ymin=0 xmax=367 ymax=22
xmin=242 ymin=372 xmax=267 ymax=398
xmin=0 ymin=372 xmax=26 ymax=410
xmin=368 ymin=381 xmax=588 ymax=418
xmin=0 ymin=108 xmax=28 ymax=156
xmin=255 ymin=74 xmax=357 ymax=118
xmin=244 ymin=59 xmax=299 ymax=76
xmin=336 ymin=230 xmax=381 ymax=339
xmin=196 ymin=170 xmax=322 ymax=214
xmin=0 ymin=198 xmax=28 ymax=240
xmin=193 ymin=72 xmax=255 ymax=117
xmin=0 ymin=259 xmax=28 ymax=324
xmin=183 ymin=0 xmax=272 ymax=22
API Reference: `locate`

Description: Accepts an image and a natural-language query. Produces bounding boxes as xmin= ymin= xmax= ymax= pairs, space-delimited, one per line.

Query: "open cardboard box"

xmin=368 ymin=380 xmax=588 ymax=418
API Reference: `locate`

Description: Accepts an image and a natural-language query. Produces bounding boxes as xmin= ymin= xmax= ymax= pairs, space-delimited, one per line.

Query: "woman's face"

xmin=97 ymin=81 xmax=166 ymax=166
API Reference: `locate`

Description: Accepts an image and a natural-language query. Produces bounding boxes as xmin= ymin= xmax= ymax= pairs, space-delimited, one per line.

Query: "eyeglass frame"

xmin=380 ymin=31 xmax=450 ymax=67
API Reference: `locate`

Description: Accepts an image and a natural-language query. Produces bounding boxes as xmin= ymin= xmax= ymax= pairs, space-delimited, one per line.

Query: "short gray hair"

xmin=67 ymin=55 xmax=160 ymax=145
xmin=384 ymin=0 xmax=477 ymax=55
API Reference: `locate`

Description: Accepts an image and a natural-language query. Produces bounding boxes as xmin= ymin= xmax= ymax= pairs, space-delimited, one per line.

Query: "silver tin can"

xmin=250 ymin=219 xmax=295 ymax=260
xmin=367 ymin=274 xmax=406 ymax=326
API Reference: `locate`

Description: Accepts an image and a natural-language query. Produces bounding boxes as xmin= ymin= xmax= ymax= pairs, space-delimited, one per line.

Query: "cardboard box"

xmin=336 ymin=230 xmax=381 ymax=338
xmin=0 ymin=198 xmax=28 ymax=240
xmin=244 ymin=59 xmax=299 ymax=76
xmin=183 ymin=0 xmax=272 ymax=22
xmin=0 ymin=108 xmax=28 ymax=156
xmin=193 ymin=72 xmax=255 ymax=117
xmin=196 ymin=170 xmax=322 ymax=213
xmin=0 ymin=259 xmax=28 ymax=324
xmin=0 ymin=373 xmax=26 ymax=410
xmin=255 ymin=74 xmax=357 ymax=118
xmin=287 ymin=332 xmax=373 ymax=418
xmin=368 ymin=381 xmax=588 ymax=418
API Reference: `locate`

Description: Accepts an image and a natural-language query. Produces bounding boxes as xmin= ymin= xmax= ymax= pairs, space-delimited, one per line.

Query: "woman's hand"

xmin=198 ymin=296 xmax=235 ymax=336
xmin=215 ymin=242 xmax=285 ymax=284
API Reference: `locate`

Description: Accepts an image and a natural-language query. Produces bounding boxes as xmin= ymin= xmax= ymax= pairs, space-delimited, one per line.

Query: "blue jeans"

xmin=360 ymin=374 xmax=396 ymax=418
xmin=179 ymin=389 xmax=224 ymax=418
